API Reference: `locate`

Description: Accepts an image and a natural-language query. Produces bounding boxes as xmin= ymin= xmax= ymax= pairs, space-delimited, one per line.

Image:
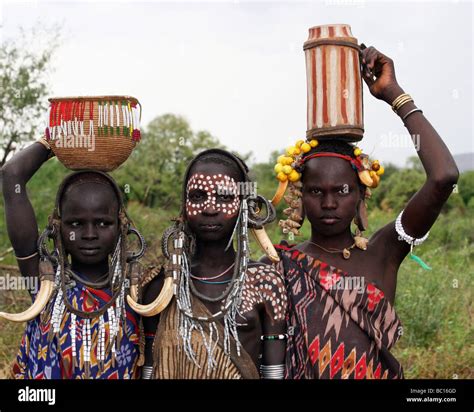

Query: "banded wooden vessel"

xmin=304 ymin=24 xmax=364 ymax=142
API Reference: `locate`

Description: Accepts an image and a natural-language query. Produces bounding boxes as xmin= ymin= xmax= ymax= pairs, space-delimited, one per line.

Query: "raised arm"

xmin=1 ymin=141 xmax=53 ymax=278
xmin=362 ymin=46 xmax=459 ymax=265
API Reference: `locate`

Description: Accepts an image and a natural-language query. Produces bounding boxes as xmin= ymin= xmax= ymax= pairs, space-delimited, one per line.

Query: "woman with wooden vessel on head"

xmin=264 ymin=25 xmax=459 ymax=379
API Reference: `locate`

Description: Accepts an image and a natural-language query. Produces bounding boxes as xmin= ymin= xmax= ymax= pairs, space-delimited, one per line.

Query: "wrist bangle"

xmin=37 ymin=138 xmax=51 ymax=151
xmin=260 ymin=364 xmax=285 ymax=379
xmin=141 ymin=365 xmax=153 ymax=379
xmin=402 ymin=108 xmax=423 ymax=122
xmin=395 ymin=210 xmax=429 ymax=246
xmin=391 ymin=93 xmax=413 ymax=113
xmin=37 ymin=138 xmax=55 ymax=159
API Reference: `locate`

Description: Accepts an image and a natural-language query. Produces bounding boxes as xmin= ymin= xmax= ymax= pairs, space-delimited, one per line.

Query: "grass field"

xmin=0 ymin=193 xmax=472 ymax=378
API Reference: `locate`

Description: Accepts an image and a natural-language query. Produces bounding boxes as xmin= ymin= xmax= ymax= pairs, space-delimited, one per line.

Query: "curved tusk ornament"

xmin=271 ymin=181 xmax=289 ymax=206
xmin=126 ymin=276 xmax=174 ymax=317
xmin=252 ymin=228 xmax=280 ymax=263
xmin=0 ymin=278 xmax=54 ymax=322
xmin=130 ymin=284 xmax=139 ymax=302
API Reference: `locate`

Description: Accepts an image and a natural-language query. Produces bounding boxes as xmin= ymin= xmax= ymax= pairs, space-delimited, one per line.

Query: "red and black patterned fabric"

xmin=274 ymin=244 xmax=403 ymax=379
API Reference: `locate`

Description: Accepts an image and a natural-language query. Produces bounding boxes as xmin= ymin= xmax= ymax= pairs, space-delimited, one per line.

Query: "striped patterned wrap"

xmin=152 ymin=299 xmax=260 ymax=379
xmin=44 ymin=96 xmax=142 ymax=172
xmin=304 ymin=24 xmax=364 ymax=142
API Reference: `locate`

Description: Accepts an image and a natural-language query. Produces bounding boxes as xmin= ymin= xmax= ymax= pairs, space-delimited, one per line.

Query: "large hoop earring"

xmin=162 ymin=221 xmax=195 ymax=259
xmin=247 ymin=195 xmax=276 ymax=228
xmin=126 ymin=227 xmax=147 ymax=262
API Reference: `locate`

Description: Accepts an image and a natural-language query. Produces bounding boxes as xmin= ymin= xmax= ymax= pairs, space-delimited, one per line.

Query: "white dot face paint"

xmin=186 ymin=173 xmax=240 ymax=217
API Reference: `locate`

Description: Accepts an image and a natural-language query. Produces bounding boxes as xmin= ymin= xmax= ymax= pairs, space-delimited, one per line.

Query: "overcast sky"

xmin=1 ymin=0 xmax=473 ymax=166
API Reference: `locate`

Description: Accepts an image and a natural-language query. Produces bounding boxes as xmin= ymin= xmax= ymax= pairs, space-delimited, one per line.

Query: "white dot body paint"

xmin=186 ymin=173 xmax=240 ymax=217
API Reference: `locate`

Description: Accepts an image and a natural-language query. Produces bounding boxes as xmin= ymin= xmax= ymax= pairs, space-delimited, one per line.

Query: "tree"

xmin=0 ymin=28 xmax=57 ymax=166
xmin=112 ymin=114 xmax=226 ymax=209
xmin=406 ymin=155 xmax=423 ymax=172
xmin=382 ymin=168 xmax=426 ymax=212
xmin=368 ymin=162 xmax=399 ymax=209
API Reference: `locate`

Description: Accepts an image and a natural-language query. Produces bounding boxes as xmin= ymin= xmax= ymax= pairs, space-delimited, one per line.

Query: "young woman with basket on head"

xmin=1 ymin=96 xmax=148 ymax=379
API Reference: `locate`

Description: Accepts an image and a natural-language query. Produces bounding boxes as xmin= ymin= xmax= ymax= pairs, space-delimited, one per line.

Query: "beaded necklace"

xmin=189 ymin=262 xmax=235 ymax=281
xmin=173 ymin=199 xmax=250 ymax=373
xmin=49 ymin=237 xmax=127 ymax=377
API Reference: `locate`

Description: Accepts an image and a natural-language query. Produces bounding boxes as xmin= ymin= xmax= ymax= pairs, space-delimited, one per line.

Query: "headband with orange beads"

xmin=271 ymin=138 xmax=384 ymax=206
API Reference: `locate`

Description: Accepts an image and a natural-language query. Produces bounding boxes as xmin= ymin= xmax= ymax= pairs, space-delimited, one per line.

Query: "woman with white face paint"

xmin=135 ymin=149 xmax=288 ymax=379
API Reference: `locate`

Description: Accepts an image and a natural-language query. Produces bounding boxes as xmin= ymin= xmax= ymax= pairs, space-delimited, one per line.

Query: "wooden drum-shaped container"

xmin=304 ymin=24 xmax=364 ymax=142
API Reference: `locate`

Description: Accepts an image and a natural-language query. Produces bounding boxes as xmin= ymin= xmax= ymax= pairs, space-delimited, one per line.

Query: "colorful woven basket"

xmin=44 ymin=96 xmax=142 ymax=171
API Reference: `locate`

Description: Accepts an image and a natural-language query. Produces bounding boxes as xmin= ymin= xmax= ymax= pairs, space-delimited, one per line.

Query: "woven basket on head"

xmin=44 ymin=96 xmax=142 ymax=172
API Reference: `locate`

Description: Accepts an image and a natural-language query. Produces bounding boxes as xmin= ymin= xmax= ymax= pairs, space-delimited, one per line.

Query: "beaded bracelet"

xmin=260 ymin=334 xmax=288 ymax=341
xmin=395 ymin=210 xmax=429 ymax=246
xmin=395 ymin=210 xmax=432 ymax=270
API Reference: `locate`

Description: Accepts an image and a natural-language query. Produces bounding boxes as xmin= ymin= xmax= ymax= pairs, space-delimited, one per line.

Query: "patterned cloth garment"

xmin=152 ymin=263 xmax=287 ymax=379
xmin=274 ymin=244 xmax=403 ymax=379
xmin=11 ymin=280 xmax=140 ymax=379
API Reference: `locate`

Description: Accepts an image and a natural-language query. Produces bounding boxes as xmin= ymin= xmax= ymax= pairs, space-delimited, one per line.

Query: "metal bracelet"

xmin=141 ymin=365 xmax=154 ymax=380
xmin=260 ymin=364 xmax=285 ymax=380
xmin=15 ymin=251 xmax=39 ymax=261
xmin=402 ymin=108 xmax=423 ymax=122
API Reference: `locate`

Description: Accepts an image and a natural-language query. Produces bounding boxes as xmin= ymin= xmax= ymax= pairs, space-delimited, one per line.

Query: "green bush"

xmin=457 ymin=171 xmax=474 ymax=206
